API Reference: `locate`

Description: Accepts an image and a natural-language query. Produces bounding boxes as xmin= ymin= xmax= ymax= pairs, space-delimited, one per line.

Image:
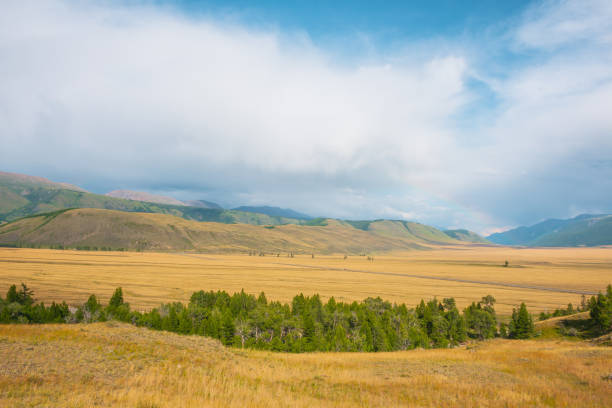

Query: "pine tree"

xmin=302 ymin=311 xmax=316 ymax=349
xmin=509 ymin=303 xmax=534 ymax=339
xmin=221 ymin=311 xmax=235 ymax=345
xmin=590 ymin=293 xmax=611 ymax=333
xmin=5 ymin=285 xmax=18 ymax=303
xmin=17 ymin=283 xmax=35 ymax=306
xmin=109 ymin=287 xmax=124 ymax=308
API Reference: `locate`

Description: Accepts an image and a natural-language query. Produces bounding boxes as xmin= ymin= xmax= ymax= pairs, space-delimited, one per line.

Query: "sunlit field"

xmin=1 ymin=247 xmax=610 ymax=316
xmin=0 ymin=323 xmax=611 ymax=408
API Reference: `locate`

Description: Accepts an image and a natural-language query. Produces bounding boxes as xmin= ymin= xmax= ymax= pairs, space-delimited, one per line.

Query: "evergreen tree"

xmin=464 ymin=299 xmax=497 ymax=340
xmin=109 ymin=287 xmax=124 ymax=308
xmin=589 ymin=293 xmax=611 ymax=333
xmin=509 ymin=303 xmax=534 ymax=339
xmin=5 ymin=285 xmax=18 ymax=303
xmin=302 ymin=311 xmax=316 ymax=350
xmin=17 ymin=283 xmax=35 ymax=306
xmin=221 ymin=311 xmax=235 ymax=345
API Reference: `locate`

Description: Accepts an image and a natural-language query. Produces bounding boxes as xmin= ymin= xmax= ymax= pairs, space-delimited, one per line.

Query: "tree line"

xmin=2 ymin=283 xmax=611 ymax=352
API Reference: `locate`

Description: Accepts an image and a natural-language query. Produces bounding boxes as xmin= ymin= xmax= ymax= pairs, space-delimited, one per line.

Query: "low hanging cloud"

xmin=0 ymin=0 xmax=611 ymax=233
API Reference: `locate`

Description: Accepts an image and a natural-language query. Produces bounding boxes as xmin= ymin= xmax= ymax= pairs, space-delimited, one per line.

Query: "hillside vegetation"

xmin=0 ymin=208 xmax=463 ymax=253
xmin=487 ymin=214 xmax=612 ymax=247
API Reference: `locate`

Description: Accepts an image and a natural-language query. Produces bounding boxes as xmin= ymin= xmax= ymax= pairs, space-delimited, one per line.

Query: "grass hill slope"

xmin=488 ymin=214 xmax=612 ymax=247
xmin=0 ymin=208 xmax=466 ymax=253
xmin=443 ymin=229 xmax=490 ymax=244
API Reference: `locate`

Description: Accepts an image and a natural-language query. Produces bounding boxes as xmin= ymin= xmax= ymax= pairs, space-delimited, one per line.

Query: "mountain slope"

xmin=0 ymin=172 xmax=302 ymax=226
xmin=487 ymin=214 xmax=612 ymax=247
xmin=232 ymin=206 xmax=311 ymax=220
xmin=105 ymin=190 xmax=185 ymax=206
xmin=0 ymin=208 xmax=466 ymax=253
xmin=444 ymin=229 xmax=490 ymax=244
xmin=184 ymin=199 xmax=223 ymax=209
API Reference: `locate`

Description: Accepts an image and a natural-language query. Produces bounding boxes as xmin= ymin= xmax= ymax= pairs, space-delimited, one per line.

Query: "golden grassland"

xmin=1 ymin=246 xmax=611 ymax=316
xmin=0 ymin=322 xmax=611 ymax=407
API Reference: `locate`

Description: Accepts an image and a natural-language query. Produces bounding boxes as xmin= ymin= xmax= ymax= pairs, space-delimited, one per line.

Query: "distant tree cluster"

xmin=508 ymin=303 xmax=535 ymax=339
xmin=128 ymin=292 xmax=498 ymax=351
xmin=2 ymin=283 xmax=611 ymax=351
xmin=589 ymin=285 xmax=612 ymax=334
xmin=0 ymin=284 xmax=70 ymax=323
xmin=538 ymin=302 xmax=581 ymax=321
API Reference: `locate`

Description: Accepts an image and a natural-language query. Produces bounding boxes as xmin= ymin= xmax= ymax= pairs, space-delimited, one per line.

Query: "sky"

xmin=1 ymin=0 xmax=611 ymax=234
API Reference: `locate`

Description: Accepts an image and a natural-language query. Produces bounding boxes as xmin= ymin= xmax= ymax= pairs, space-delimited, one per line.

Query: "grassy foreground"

xmin=1 ymin=323 xmax=611 ymax=407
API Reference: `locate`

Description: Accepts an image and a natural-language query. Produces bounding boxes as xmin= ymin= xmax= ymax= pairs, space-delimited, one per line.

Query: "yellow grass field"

xmin=1 ymin=323 xmax=611 ymax=407
xmin=0 ymin=246 xmax=611 ymax=316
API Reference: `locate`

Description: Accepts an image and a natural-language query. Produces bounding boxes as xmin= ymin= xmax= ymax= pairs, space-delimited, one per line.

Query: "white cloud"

xmin=0 ymin=0 xmax=611 ymax=233
xmin=516 ymin=0 xmax=612 ymax=49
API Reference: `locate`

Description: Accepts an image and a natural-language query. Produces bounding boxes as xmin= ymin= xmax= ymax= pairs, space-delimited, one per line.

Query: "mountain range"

xmin=2 ymin=171 xmax=610 ymax=249
xmin=0 ymin=172 xmax=306 ymax=226
xmin=0 ymin=208 xmax=467 ymax=253
xmin=231 ymin=206 xmax=312 ymax=220
xmin=487 ymin=214 xmax=612 ymax=247
xmin=0 ymin=171 xmax=494 ymax=252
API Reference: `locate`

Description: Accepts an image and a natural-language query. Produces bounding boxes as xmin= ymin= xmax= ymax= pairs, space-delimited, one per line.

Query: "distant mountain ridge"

xmin=0 ymin=171 xmax=300 ymax=226
xmin=0 ymin=171 xmax=493 ymax=250
xmin=0 ymin=208 xmax=471 ymax=253
xmin=487 ymin=214 xmax=612 ymax=247
xmin=232 ymin=206 xmax=312 ymax=220
xmin=106 ymin=190 xmax=186 ymax=206
xmin=443 ymin=229 xmax=490 ymax=244
xmin=0 ymin=171 xmax=86 ymax=193
xmin=184 ymin=200 xmax=223 ymax=209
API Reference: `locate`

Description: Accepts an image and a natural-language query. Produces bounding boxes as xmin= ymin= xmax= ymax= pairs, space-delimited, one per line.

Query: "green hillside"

xmin=531 ymin=215 xmax=612 ymax=247
xmin=0 ymin=208 xmax=466 ymax=253
xmin=488 ymin=214 xmax=612 ymax=247
xmin=443 ymin=229 xmax=490 ymax=244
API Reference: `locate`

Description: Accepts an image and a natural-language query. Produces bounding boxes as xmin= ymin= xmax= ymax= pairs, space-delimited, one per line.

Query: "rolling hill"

xmin=106 ymin=190 xmax=223 ymax=209
xmin=487 ymin=214 xmax=612 ymax=247
xmin=232 ymin=205 xmax=312 ymax=220
xmin=105 ymin=190 xmax=186 ymax=206
xmin=0 ymin=208 xmax=467 ymax=253
xmin=183 ymin=199 xmax=223 ymax=209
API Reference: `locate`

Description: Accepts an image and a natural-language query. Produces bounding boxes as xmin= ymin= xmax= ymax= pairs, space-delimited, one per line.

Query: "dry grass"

xmin=1 ymin=247 xmax=611 ymax=316
xmin=0 ymin=208 xmax=458 ymax=253
xmin=0 ymin=323 xmax=610 ymax=407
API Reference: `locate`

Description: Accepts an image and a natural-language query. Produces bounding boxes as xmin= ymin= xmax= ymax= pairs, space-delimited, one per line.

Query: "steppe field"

xmin=0 ymin=246 xmax=610 ymax=315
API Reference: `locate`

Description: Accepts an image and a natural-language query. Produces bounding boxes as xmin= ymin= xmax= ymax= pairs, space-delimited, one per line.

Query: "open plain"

xmin=1 ymin=246 xmax=610 ymax=316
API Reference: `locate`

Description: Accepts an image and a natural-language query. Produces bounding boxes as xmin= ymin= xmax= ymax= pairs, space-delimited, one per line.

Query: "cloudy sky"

xmin=1 ymin=0 xmax=611 ymax=234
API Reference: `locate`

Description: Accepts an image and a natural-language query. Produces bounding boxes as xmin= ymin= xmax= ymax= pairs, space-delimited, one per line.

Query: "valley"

xmin=1 ymin=246 xmax=609 ymax=316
